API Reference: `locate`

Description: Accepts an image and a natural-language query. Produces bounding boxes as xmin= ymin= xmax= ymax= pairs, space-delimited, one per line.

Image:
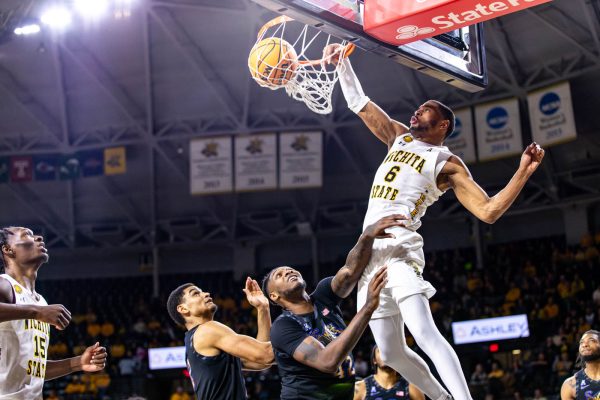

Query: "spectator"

xmin=488 ymin=361 xmax=505 ymax=397
xmin=87 ymin=319 xmax=101 ymax=338
xmin=101 ymin=320 xmax=115 ymax=337
xmin=169 ymin=386 xmax=191 ymax=400
xmin=553 ymin=352 xmax=573 ymax=388
xmin=64 ymin=375 xmax=86 ymax=396
xmin=469 ymin=363 xmax=488 ymax=400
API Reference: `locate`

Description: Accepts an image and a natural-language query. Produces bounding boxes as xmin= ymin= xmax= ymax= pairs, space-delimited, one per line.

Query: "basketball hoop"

xmin=248 ymin=15 xmax=355 ymax=115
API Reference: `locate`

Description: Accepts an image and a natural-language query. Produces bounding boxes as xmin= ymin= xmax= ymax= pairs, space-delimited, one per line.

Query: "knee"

xmin=378 ymin=344 xmax=409 ymax=366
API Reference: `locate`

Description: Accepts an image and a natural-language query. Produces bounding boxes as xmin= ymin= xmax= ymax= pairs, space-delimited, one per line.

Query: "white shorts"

xmin=356 ymin=229 xmax=436 ymax=319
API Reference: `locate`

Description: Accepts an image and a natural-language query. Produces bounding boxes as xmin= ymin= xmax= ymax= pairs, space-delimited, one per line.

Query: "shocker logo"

xmin=396 ymin=25 xmax=436 ymax=40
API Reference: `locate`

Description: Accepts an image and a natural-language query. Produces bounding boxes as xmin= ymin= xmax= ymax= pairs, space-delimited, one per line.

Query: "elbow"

xmin=480 ymin=213 xmax=499 ymax=224
xmin=320 ymin=364 xmax=338 ymax=375
xmin=320 ymin=359 xmax=340 ymax=375
xmin=258 ymin=344 xmax=275 ymax=365
xmin=480 ymin=205 xmax=502 ymax=224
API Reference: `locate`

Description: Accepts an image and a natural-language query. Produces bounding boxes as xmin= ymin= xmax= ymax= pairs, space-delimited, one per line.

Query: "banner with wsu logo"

xmin=234 ymin=133 xmax=277 ymax=192
xmin=279 ymin=131 xmax=322 ymax=189
xmin=444 ymin=108 xmax=476 ymax=164
xmin=475 ymin=98 xmax=523 ymax=162
xmin=528 ymin=81 xmax=577 ymax=147
xmin=190 ymin=137 xmax=233 ymax=195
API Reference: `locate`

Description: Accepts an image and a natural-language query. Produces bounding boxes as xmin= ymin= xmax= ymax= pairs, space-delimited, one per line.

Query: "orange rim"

xmin=256 ymin=15 xmax=355 ymax=66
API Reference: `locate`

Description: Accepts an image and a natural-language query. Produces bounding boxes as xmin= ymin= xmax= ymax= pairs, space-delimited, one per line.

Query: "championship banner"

xmin=104 ymin=147 xmax=127 ymax=175
xmin=10 ymin=156 xmax=33 ymax=183
xmin=33 ymin=155 xmax=58 ymax=181
xmin=190 ymin=136 xmax=233 ymax=195
xmin=234 ymin=133 xmax=277 ymax=191
xmin=445 ymin=108 xmax=476 ymax=164
xmin=475 ymin=98 xmax=523 ymax=162
xmin=59 ymin=154 xmax=80 ymax=180
xmin=79 ymin=150 xmax=104 ymax=177
xmin=279 ymin=131 xmax=322 ymax=189
xmin=528 ymin=81 xmax=577 ymax=147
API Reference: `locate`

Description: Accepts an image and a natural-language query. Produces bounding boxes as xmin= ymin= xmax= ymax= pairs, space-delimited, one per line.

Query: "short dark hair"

xmin=261 ymin=268 xmax=277 ymax=306
xmin=576 ymin=329 xmax=600 ymax=368
xmin=167 ymin=283 xmax=194 ymax=327
xmin=0 ymin=227 xmax=14 ymax=273
xmin=430 ymin=100 xmax=455 ymax=139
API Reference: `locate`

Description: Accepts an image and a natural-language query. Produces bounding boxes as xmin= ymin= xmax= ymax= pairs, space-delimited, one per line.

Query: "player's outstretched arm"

xmin=292 ymin=267 xmax=387 ymax=374
xmin=242 ymin=277 xmax=271 ymax=342
xmin=332 ymin=215 xmax=406 ymax=298
xmin=443 ymin=143 xmax=545 ymax=224
xmin=0 ymin=277 xmax=71 ymax=329
xmin=324 ymin=44 xmax=408 ymax=149
xmin=46 ymin=342 xmax=107 ymax=381
xmin=197 ymin=321 xmax=274 ymax=365
xmin=560 ymin=376 xmax=576 ymax=400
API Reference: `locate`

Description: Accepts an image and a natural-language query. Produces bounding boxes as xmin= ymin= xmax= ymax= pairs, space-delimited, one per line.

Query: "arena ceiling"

xmin=0 ymin=0 xmax=599 ymax=250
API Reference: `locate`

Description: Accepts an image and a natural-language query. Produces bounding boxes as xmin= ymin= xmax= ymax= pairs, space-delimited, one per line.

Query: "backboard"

xmin=250 ymin=0 xmax=487 ymax=92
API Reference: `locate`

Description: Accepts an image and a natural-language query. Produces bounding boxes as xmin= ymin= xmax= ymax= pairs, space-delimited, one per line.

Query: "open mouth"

xmin=288 ymin=275 xmax=298 ymax=282
xmin=410 ymin=116 xmax=418 ymax=124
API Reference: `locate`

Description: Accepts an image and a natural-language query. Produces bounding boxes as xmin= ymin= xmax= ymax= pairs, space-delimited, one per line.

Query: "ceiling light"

xmin=74 ymin=0 xmax=109 ymax=18
xmin=14 ymin=24 xmax=41 ymax=36
xmin=40 ymin=7 xmax=72 ymax=29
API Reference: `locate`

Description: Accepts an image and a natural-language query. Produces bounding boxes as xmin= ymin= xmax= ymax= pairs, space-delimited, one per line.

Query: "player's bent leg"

xmin=398 ymin=293 xmax=473 ymax=400
xmin=369 ymin=314 xmax=450 ymax=400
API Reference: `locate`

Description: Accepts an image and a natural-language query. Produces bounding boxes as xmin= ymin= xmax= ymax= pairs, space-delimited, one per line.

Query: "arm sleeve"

xmin=338 ymin=58 xmax=370 ymax=114
xmin=311 ymin=276 xmax=343 ymax=308
xmin=270 ymin=317 xmax=309 ymax=357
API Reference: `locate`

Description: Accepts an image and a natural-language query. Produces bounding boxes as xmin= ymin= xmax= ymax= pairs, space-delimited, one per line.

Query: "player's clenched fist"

xmin=33 ymin=304 xmax=71 ymax=330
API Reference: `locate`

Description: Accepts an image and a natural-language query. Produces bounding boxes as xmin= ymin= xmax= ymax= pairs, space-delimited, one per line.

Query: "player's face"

xmin=579 ymin=332 xmax=600 ymax=362
xmin=180 ymin=285 xmax=217 ymax=318
xmin=409 ymin=101 xmax=445 ymax=135
xmin=2 ymin=227 xmax=48 ymax=266
xmin=268 ymin=266 xmax=306 ymax=302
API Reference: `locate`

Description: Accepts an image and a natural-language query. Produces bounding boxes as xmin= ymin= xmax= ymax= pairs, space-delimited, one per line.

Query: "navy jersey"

xmin=184 ymin=325 xmax=247 ymax=400
xmin=270 ymin=277 xmax=355 ymax=399
xmin=575 ymin=369 xmax=600 ymax=400
xmin=364 ymin=375 xmax=410 ymax=400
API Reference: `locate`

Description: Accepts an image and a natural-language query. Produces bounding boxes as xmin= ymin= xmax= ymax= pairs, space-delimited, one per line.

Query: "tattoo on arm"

xmin=297 ymin=341 xmax=320 ymax=362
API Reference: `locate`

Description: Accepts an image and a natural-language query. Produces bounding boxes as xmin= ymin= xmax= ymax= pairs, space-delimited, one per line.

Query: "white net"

xmin=248 ymin=16 xmax=354 ymax=115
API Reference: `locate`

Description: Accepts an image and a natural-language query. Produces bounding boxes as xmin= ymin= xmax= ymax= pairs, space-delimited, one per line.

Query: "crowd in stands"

xmin=37 ymin=232 xmax=600 ymax=400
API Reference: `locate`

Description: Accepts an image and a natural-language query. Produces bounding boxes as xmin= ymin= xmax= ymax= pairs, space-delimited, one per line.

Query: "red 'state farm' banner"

xmin=364 ymin=0 xmax=552 ymax=46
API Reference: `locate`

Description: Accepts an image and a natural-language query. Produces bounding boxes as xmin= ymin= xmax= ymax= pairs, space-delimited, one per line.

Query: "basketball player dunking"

xmin=0 ymin=227 xmax=107 ymax=399
xmin=561 ymin=330 xmax=600 ymax=400
xmin=324 ymin=43 xmax=545 ymax=400
xmin=354 ymin=345 xmax=425 ymax=400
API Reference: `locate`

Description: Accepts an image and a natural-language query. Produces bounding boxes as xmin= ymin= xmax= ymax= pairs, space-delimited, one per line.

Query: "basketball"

xmin=248 ymin=37 xmax=298 ymax=87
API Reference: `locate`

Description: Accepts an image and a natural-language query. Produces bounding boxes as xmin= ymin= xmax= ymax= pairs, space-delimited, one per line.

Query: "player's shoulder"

xmin=272 ymin=311 xmax=303 ymax=329
xmin=560 ymin=375 xmax=577 ymax=398
xmin=0 ymin=275 xmax=14 ymax=303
